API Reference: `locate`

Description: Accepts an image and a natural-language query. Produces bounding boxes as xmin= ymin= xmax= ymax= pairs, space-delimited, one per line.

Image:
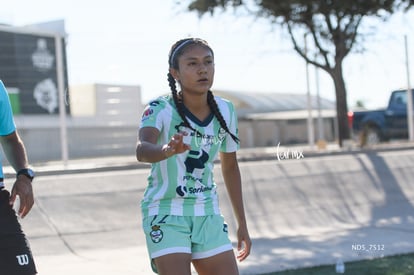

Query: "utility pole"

xmin=405 ymin=35 xmax=414 ymax=142
xmin=315 ymin=65 xmax=326 ymax=149
xmin=304 ymin=34 xmax=315 ymax=148
xmin=56 ymin=34 xmax=69 ymax=167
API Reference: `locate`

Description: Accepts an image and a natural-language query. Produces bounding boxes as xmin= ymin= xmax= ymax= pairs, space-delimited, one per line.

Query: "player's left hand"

xmin=236 ymin=225 xmax=252 ymax=262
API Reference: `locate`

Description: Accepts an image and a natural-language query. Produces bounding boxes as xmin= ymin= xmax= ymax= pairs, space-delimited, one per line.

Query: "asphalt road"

xmin=5 ymin=147 xmax=414 ymax=274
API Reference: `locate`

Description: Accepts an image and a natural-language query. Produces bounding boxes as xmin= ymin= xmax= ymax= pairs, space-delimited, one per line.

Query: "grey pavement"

xmin=4 ymin=142 xmax=414 ymax=274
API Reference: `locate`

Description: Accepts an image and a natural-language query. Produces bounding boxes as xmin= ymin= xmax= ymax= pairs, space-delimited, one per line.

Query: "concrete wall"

xmin=14 ymin=116 xmax=138 ymax=162
xmin=13 ymin=115 xmax=337 ymax=162
xmin=9 ymin=83 xmax=143 ymax=162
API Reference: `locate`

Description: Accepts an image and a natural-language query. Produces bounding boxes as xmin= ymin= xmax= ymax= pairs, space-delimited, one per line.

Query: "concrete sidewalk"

xmin=6 ymin=143 xmax=414 ymax=274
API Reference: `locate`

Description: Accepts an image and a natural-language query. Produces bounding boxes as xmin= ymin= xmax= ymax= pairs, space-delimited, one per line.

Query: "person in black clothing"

xmin=0 ymin=80 xmax=37 ymax=275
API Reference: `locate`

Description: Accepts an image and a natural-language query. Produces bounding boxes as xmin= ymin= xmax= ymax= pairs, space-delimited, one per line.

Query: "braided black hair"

xmin=207 ymin=90 xmax=239 ymax=143
xmin=167 ymin=72 xmax=193 ymax=130
xmin=167 ymin=38 xmax=239 ymax=143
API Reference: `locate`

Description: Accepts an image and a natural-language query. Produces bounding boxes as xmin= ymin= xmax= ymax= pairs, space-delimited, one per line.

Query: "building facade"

xmin=213 ymin=90 xmax=338 ymax=148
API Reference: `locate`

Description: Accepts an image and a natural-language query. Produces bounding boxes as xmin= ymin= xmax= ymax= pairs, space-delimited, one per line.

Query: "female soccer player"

xmin=136 ymin=38 xmax=251 ymax=275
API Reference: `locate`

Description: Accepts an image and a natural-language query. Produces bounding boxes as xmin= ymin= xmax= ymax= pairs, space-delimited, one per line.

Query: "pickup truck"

xmin=350 ymin=89 xmax=414 ymax=146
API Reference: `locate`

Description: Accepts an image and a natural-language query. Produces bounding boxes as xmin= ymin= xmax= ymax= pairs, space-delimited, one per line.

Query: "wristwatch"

xmin=16 ymin=168 xmax=35 ymax=181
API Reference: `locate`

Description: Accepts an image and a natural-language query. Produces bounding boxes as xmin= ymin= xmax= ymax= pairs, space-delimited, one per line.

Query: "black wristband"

xmin=16 ymin=168 xmax=35 ymax=181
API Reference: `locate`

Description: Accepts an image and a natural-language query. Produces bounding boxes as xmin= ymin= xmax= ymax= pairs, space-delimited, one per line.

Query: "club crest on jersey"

xmin=218 ymin=127 xmax=227 ymax=141
xmin=150 ymin=225 xmax=163 ymax=243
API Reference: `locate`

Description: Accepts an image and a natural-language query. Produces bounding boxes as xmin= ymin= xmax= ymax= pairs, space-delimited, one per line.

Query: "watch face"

xmin=27 ymin=169 xmax=35 ymax=178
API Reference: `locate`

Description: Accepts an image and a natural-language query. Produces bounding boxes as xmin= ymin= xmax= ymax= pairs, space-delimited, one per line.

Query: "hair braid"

xmin=207 ymin=90 xmax=239 ymax=143
xmin=168 ymin=72 xmax=196 ymax=132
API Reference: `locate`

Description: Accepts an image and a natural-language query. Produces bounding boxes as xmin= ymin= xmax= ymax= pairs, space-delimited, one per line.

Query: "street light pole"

xmin=55 ymin=34 xmax=69 ymax=167
xmin=304 ymin=34 xmax=315 ymax=148
xmin=315 ymin=65 xmax=325 ymax=142
xmin=405 ymin=35 xmax=414 ymax=142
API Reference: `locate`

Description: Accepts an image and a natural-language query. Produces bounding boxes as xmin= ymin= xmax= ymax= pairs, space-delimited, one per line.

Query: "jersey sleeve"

xmin=0 ymin=80 xmax=16 ymax=136
xmin=219 ymin=98 xmax=240 ymax=153
xmin=139 ymin=97 xmax=168 ymax=131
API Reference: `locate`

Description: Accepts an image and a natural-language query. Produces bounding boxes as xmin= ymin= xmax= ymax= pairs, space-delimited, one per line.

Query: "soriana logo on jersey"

xmin=141 ymin=107 xmax=153 ymax=119
xmin=141 ymin=100 xmax=161 ymax=122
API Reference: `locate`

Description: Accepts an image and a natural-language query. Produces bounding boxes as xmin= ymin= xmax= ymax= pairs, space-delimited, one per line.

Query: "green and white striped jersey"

xmin=139 ymin=95 xmax=239 ymax=217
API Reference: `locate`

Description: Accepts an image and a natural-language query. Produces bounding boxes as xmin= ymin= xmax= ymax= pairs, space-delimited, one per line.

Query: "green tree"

xmin=355 ymin=100 xmax=366 ymax=109
xmin=179 ymin=0 xmax=413 ymax=146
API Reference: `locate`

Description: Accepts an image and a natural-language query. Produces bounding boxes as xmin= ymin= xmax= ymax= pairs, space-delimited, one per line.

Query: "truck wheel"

xmin=360 ymin=126 xmax=381 ymax=147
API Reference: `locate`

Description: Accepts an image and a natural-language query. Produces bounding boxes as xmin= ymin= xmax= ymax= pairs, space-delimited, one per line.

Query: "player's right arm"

xmin=136 ymin=126 xmax=165 ymax=163
xmin=136 ymin=127 xmax=189 ymax=163
xmin=136 ymin=98 xmax=189 ymax=163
